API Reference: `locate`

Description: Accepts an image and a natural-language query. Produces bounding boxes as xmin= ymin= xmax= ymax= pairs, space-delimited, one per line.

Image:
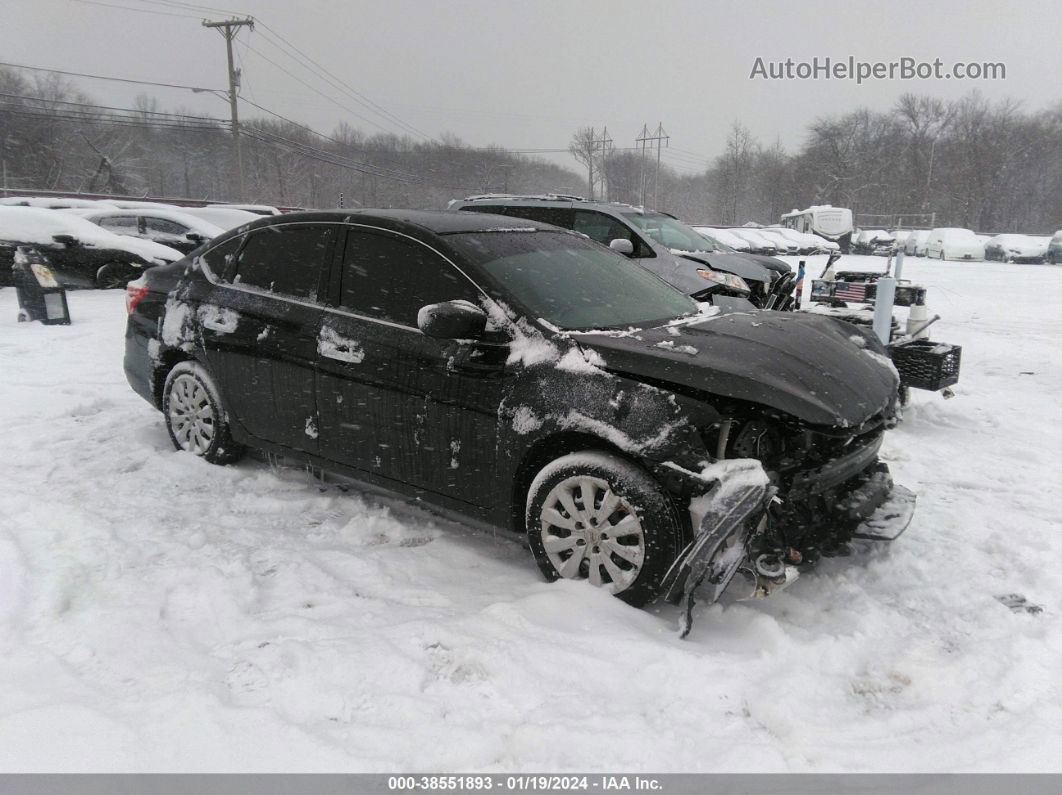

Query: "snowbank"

xmin=0 ymin=256 xmax=1060 ymax=772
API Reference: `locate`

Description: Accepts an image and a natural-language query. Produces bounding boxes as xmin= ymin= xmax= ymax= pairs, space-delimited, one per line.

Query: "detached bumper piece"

xmin=660 ymin=479 xmax=774 ymax=638
xmin=851 ymin=483 xmax=916 ymax=541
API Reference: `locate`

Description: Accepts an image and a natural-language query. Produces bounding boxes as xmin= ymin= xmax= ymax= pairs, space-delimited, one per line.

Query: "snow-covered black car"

xmin=124 ymin=210 xmax=912 ymax=630
xmin=0 ymin=206 xmax=182 ymax=288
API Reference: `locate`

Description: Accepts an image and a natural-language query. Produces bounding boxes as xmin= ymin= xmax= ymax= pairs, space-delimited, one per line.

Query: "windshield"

xmin=622 ymin=211 xmax=719 ymax=253
xmin=448 ymin=230 xmax=697 ymax=331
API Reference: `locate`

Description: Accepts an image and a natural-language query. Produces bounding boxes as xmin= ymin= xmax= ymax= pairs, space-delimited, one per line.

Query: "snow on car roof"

xmin=180 ymin=206 xmax=262 ymax=230
xmin=0 ymin=196 xmax=119 ymax=210
xmin=78 ymin=207 xmax=225 ymax=237
xmin=0 ymin=206 xmax=182 ymax=264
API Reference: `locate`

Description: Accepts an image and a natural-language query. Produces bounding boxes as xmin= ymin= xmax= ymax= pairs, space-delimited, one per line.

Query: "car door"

xmin=198 ymin=222 xmax=336 ymax=453
xmin=143 ymin=215 xmax=195 ymax=253
xmin=96 ymin=214 xmax=141 ymax=238
xmin=315 ymin=225 xmax=510 ymax=504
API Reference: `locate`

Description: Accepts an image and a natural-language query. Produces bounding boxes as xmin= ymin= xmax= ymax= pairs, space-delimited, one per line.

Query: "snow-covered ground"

xmin=1 ymin=255 xmax=1060 ymax=772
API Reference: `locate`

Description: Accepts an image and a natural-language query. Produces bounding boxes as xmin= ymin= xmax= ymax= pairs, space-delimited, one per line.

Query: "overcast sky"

xmin=3 ymin=0 xmax=1059 ymax=174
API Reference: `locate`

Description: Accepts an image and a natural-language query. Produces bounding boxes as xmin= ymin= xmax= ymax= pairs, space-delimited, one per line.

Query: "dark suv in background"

xmin=449 ymin=194 xmax=796 ymax=310
xmin=125 ymin=210 xmax=908 ymax=628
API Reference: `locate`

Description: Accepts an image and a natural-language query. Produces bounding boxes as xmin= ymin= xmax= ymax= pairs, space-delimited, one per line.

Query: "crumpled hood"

xmin=576 ymin=310 xmax=898 ymax=428
xmin=669 ymin=249 xmax=777 ymax=284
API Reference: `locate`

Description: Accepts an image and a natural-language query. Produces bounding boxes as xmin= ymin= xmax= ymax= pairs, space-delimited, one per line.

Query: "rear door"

xmin=316 ymin=226 xmax=509 ymax=503
xmin=198 ymin=223 xmax=336 ymax=453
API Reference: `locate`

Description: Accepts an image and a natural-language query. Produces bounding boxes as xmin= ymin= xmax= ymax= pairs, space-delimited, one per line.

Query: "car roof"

xmin=228 ymin=209 xmax=562 ymax=237
xmin=450 ymin=194 xmax=649 ymax=216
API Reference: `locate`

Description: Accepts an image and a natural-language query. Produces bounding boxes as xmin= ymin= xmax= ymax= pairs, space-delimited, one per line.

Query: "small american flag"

xmin=834 ymin=281 xmax=868 ymax=302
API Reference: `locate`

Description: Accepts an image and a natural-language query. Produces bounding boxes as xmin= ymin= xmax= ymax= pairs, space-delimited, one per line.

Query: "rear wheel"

xmin=525 ymin=450 xmax=682 ymax=607
xmin=163 ymin=361 xmax=244 ymax=464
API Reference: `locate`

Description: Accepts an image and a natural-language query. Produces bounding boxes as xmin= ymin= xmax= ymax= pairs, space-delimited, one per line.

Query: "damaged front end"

xmin=656 ymin=461 xmax=797 ymax=637
xmin=655 ymin=413 xmax=916 ymax=637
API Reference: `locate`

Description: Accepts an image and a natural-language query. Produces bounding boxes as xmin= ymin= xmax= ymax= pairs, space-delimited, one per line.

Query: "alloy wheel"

xmin=539 ymin=475 xmax=646 ymax=593
xmin=167 ymin=373 xmax=216 ymax=455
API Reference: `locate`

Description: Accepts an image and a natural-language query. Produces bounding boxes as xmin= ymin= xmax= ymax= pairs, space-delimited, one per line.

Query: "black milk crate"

xmin=888 ymin=339 xmax=962 ymax=391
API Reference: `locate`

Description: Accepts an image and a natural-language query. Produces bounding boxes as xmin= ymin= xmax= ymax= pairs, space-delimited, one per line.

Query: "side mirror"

xmin=609 ymin=238 xmax=634 ymax=256
xmin=417 ymin=300 xmax=487 ymax=340
xmin=52 ymin=234 xmax=78 ymax=247
xmin=186 ymin=233 xmax=206 ymax=243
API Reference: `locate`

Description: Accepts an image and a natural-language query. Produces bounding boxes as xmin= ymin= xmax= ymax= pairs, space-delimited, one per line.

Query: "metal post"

xmin=203 ymin=17 xmax=255 ymax=201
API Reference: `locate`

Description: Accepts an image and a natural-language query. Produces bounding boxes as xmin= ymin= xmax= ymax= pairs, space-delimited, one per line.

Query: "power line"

xmin=241 ymin=42 xmax=404 ymax=139
xmin=130 ymin=0 xmax=434 ymax=141
xmin=64 ymin=0 xmax=206 ymax=19
xmin=0 ymin=60 xmax=225 ymax=94
xmin=0 ymin=105 xmax=228 ymax=133
xmin=253 ymin=23 xmax=433 ymax=141
xmin=0 ymin=91 xmax=225 ymax=123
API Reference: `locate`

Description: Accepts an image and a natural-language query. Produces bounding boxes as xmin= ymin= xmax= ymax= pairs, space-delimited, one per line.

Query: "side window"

xmin=232 ymin=224 xmax=334 ymax=300
xmin=459 ymin=205 xmax=505 ymax=215
xmin=144 ymin=217 xmax=188 ymax=236
xmin=200 ymin=236 xmax=242 ymax=280
xmin=460 ymin=204 xmax=572 ymax=229
xmin=572 ymin=210 xmax=649 ymax=257
xmin=98 ymin=215 xmax=138 ymax=232
xmin=502 ymin=206 xmax=573 ymax=228
xmin=341 ymin=230 xmax=480 ymax=326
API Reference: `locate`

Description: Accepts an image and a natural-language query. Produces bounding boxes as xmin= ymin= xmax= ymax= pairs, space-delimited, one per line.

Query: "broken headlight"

xmin=696 ymin=269 xmax=750 ymax=294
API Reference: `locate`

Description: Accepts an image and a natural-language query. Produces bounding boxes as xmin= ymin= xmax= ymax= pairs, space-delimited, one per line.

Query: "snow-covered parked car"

xmin=726 ymin=227 xmax=779 ymax=255
xmin=904 ymin=230 xmax=931 ymax=256
xmin=983 ymin=234 xmax=1046 ymax=264
xmin=73 ymin=207 xmax=225 ymax=255
xmin=180 ymin=206 xmax=261 ymax=231
xmin=1046 ymin=231 xmax=1062 ymax=264
xmin=125 ymin=210 xmax=910 ymax=630
xmin=0 ymin=206 xmax=182 ymax=288
xmin=0 ymin=195 xmax=119 ymax=210
xmin=852 ymin=230 xmax=896 ymax=256
xmin=925 ymin=228 xmax=985 ymax=261
xmin=765 ymin=226 xmax=827 ymax=254
xmin=208 ymin=203 xmax=281 ymax=216
xmin=692 ymin=226 xmax=751 ymax=253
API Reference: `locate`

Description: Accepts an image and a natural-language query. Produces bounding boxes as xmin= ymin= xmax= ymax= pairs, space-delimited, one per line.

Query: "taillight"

xmin=126 ymin=283 xmax=150 ymax=315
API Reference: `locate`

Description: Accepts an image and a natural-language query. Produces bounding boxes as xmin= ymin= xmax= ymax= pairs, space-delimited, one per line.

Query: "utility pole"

xmin=591 ymin=126 xmax=613 ymax=202
xmin=203 ymin=17 xmax=254 ymax=201
xmin=635 ymin=123 xmax=668 ymax=207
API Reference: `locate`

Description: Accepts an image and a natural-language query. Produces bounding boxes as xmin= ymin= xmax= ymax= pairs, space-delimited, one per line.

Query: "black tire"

xmin=162 ymin=361 xmax=244 ymax=465
xmin=525 ymin=450 xmax=682 ymax=607
xmin=95 ymin=261 xmax=138 ymax=289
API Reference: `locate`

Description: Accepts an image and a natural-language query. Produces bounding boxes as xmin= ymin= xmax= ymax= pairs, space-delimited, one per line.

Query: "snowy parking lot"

xmin=1 ymin=254 xmax=1060 ymax=772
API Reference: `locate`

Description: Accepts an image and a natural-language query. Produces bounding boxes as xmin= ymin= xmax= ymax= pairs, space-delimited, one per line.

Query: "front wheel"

xmin=96 ymin=261 xmax=138 ymax=289
xmin=163 ymin=361 xmax=244 ymax=464
xmin=525 ymin=450 xmax=682 ymax=607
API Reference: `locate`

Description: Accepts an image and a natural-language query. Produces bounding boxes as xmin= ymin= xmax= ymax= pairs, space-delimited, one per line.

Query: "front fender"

xmin=498 ymin=351 xmax=718 ymax=493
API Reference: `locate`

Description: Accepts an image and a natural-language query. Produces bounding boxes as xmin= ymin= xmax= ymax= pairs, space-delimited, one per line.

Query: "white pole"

xmin=873 ymin=276 xmax=896 ymax=345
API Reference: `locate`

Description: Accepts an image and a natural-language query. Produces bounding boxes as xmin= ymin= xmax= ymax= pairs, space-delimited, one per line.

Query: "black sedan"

xmin=125 ymin=210 xmax=910 ymax=627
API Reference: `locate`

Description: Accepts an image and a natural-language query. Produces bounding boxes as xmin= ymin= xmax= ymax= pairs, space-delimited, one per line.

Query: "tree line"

xmin=572 ymin=92 xmax=1062 ymax=234
xmin=2 ymin=65 xmax=1059 ymax=234
xmin=0 ymin=66 xmax=581 ymax=210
